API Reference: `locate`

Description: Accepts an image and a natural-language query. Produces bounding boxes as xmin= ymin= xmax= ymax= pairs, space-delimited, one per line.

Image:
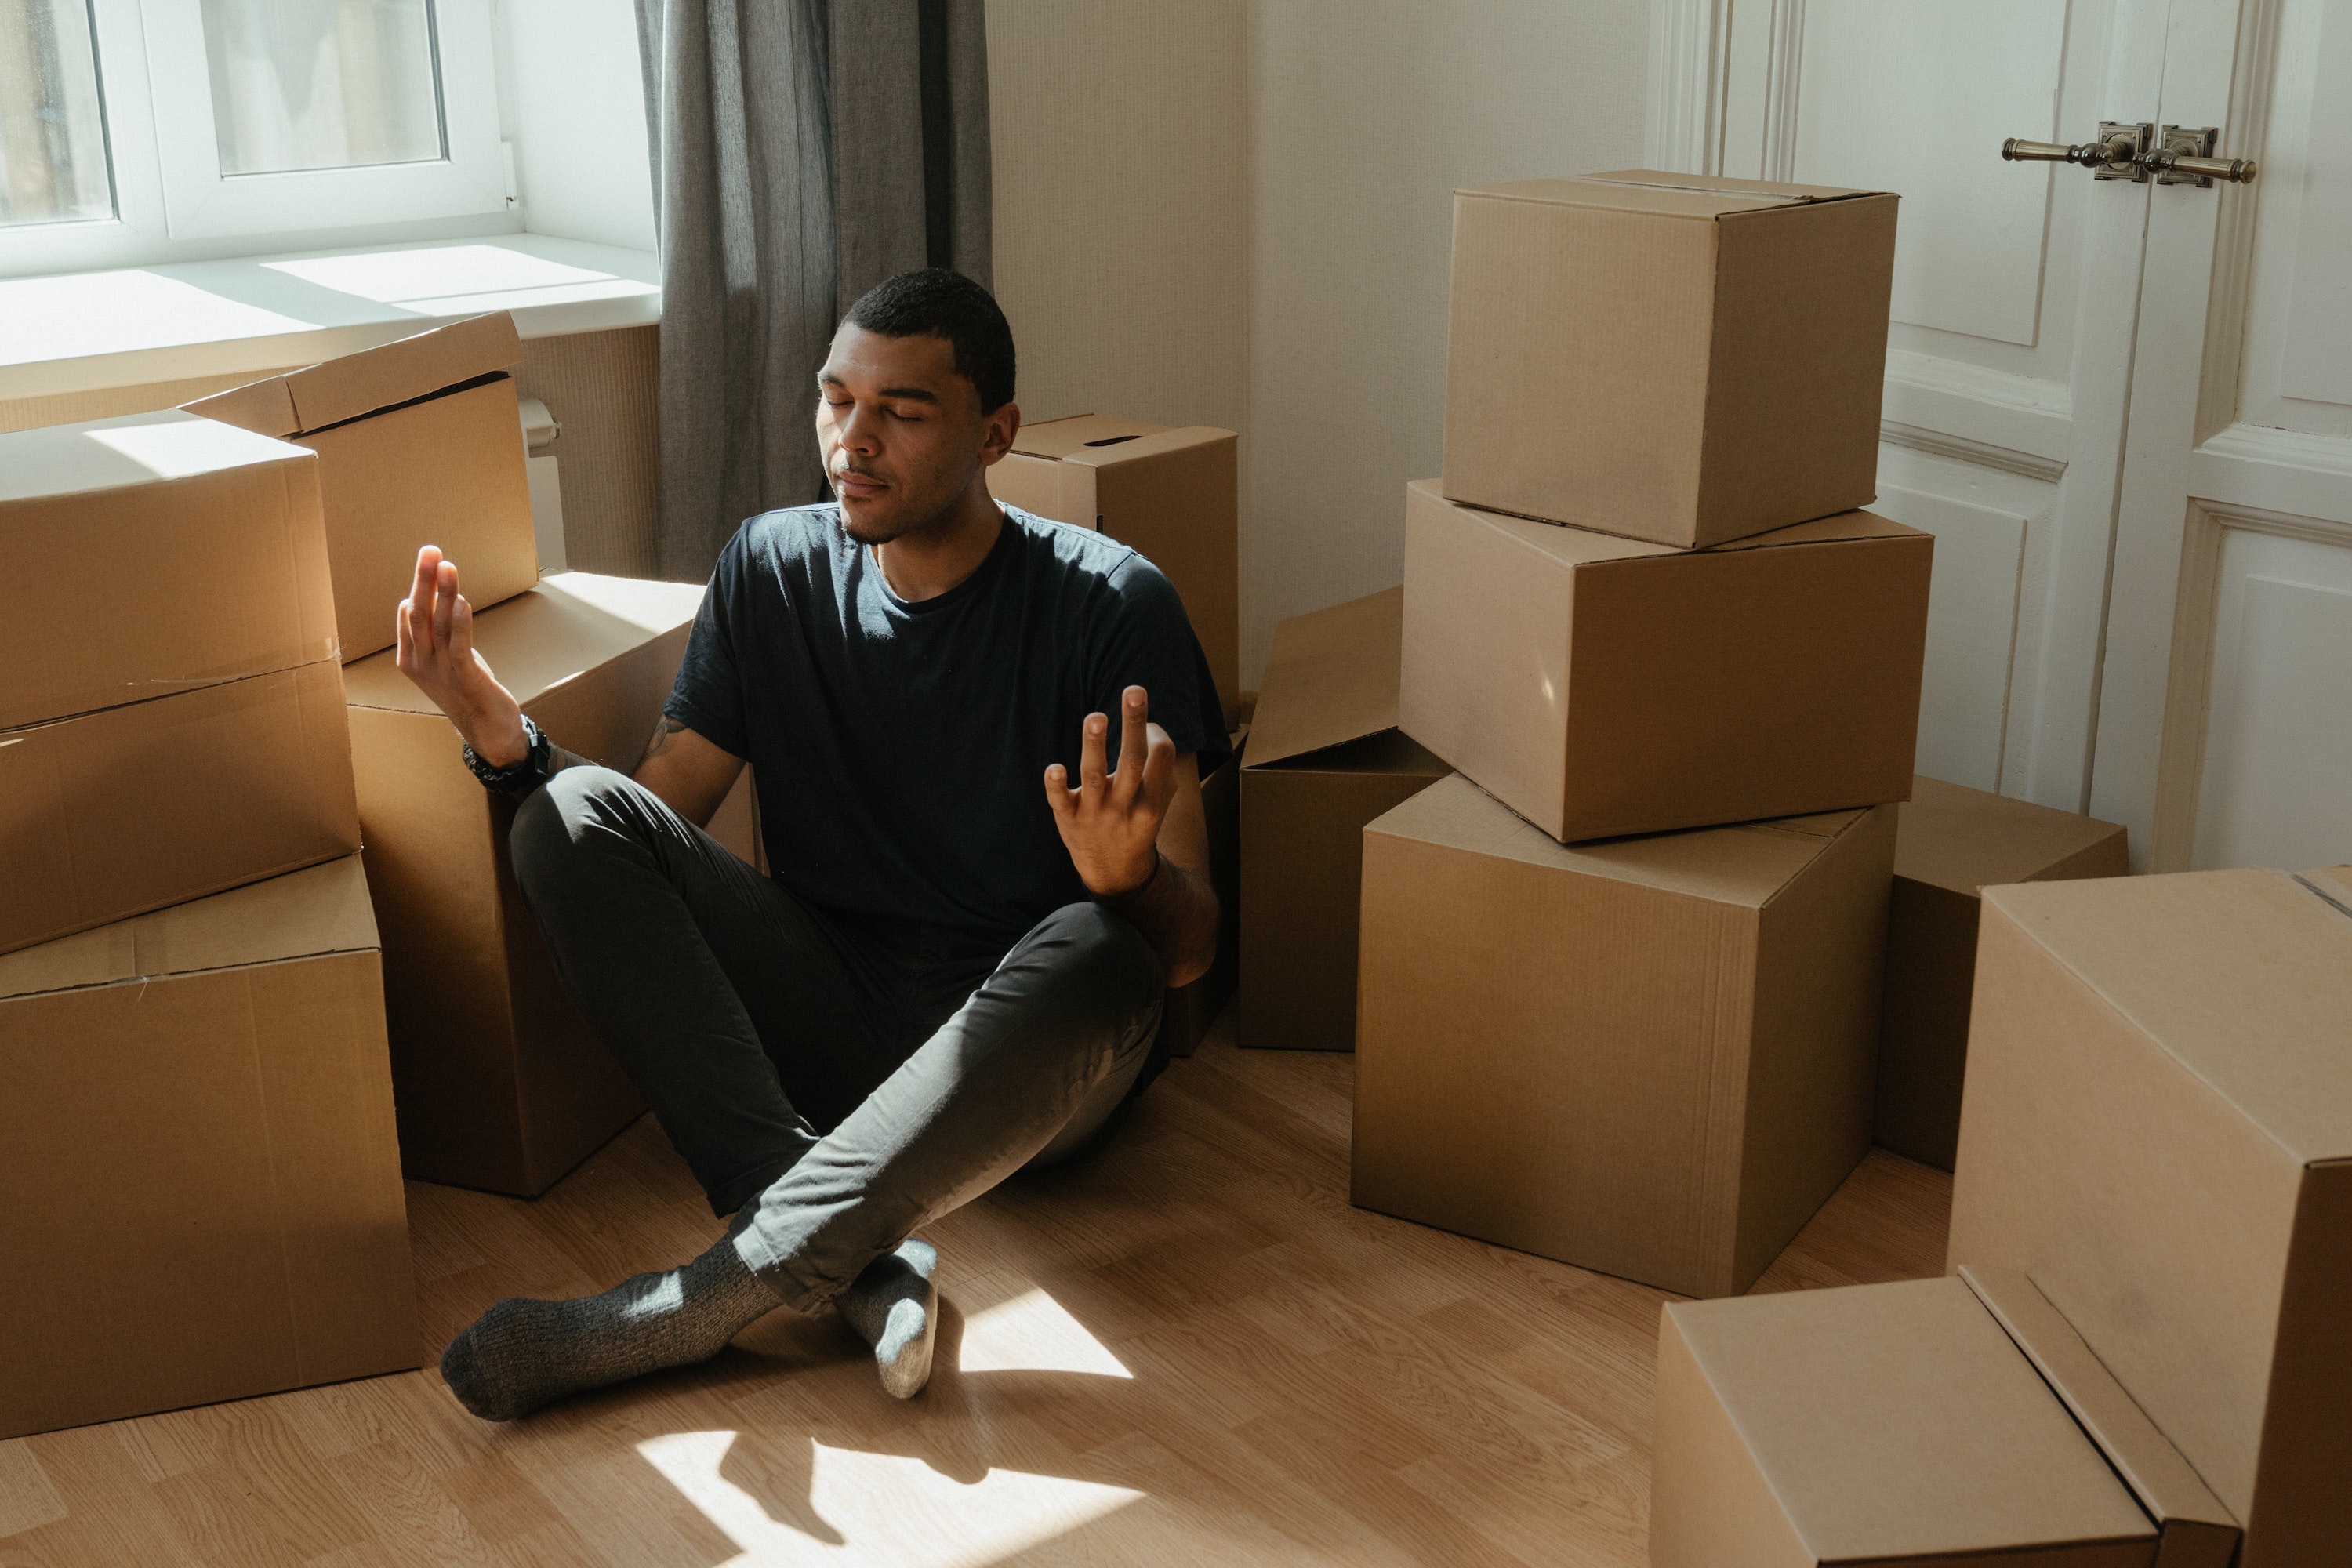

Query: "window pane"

xmin=201 ymin=0 xmax=445 ymax=176
xmin=0 ymin=0 xmax=114 ymax=227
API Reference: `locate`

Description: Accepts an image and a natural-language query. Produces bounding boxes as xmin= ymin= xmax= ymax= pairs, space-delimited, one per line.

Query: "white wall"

xmin=498 ymin=0 xmax=660 ymax=252
xmin=1243 ymin=2 xmax=1650 ymax=681
xmin=985 ymin=1 xmax=1250 ymax=435
xmin=988 ymin=1 xmax=1651 ymax=688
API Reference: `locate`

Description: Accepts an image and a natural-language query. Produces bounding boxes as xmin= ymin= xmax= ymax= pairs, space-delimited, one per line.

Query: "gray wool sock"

xmin=438 ymin=1236 xmax=782 ymax=1421
xmin=837 ymin=1239 xmax=940 ymax=1400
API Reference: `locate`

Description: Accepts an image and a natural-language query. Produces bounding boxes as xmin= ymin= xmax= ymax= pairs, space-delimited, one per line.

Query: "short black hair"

xmin=843 ymin=268 xmax=1017 ymax=413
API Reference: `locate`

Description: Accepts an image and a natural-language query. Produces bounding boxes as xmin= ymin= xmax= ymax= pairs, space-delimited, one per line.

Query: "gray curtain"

xmin=636 ymin=0 xmax=993 ymax=582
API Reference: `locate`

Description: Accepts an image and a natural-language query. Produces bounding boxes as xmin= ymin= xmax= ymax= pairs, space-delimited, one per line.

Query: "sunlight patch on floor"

xmin=956 ymin=1283 xmax=1134 ymax=1379
xmin=637 ymin=1429 xmax=1142 ymax=1566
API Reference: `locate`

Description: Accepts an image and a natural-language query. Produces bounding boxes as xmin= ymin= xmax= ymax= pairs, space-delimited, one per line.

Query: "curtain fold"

xmin=637 ymin=0 xmax=993 ymax=583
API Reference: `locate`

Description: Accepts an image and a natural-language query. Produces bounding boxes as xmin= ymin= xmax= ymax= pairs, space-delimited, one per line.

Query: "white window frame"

xmin=1 ymin=0 xmax=511 ymax=278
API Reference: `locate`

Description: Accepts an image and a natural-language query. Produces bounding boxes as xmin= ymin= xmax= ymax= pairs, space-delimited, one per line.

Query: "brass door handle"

xmin=2002 ymin=121 xmax=2151 ymax=179
xmin=2000 ymin=122 xmax=2254 ymax=186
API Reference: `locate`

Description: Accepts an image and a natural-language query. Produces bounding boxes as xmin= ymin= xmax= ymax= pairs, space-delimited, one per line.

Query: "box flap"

xmin=0 ymin=855 xmax=376 ymax=1000
xmin=1585 ymin=167 xmax=1893 ymax=204
xmin=1058 ymin=425 xmax=1236 ymax=470
xmin=1406 ymin=478 xmax=1668 ymax=568
xmin=1367 ymin=773 xmax=1842 ymax=910
xmin=1962 ymin=1265 xmax=2241 ymax=1566
xmin=2300 ymin=865 xmax=2352 ymax=914
xmin=1246 ymin=587 xmax=1407 ymax=768
xmin=1007 ymin=413 xmax=1164 ymax=461
xmin=341 ymin=571 xmax=704 ymax=713
xmin=1982 ymin=869 xmax=2352 ymax=1165
xmin=1896 ymin=775 xmax=2129 ymax=896
xmin=1699 ymin=508 xmax=1922 ymax=554
xmin=0 ymin=411 xmax=313 ymax=503
xmin=176 ymin=377 xmax=303 ymax=440
xmin=1459 ymin=170 xmax=1887 ymax=223
xmin=1667 ymin=1279 xmax=2158 ymax=1563
xmin=185 ymin=313 xmax=523 ymax=435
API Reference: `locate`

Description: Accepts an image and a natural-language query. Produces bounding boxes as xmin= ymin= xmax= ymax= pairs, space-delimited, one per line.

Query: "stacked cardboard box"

xmin=1875 ymin=775 xmax=2128 ymax=1169
xmin=1946 ymin=866 xmax=2352 ymax=1566
xmin=0 ymin=411 xmax=410 ymax=1436
xmin=343 ymin=572 xmax=710 ymax=1196
xmin=1347 ymin=170 xmax=1926 ymax=1293
xmin=0 ymin=411 xmax=363 ymax=950
xmin=186 ymin=312 xmax=540 ymax=662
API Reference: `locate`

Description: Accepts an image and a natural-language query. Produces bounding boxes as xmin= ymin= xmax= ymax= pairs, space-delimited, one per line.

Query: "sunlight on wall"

xmin=635 ymin=1429 xmax=1143 ymax=1567
xmin=956 ymin=1284 xmax=1134 ymax=1379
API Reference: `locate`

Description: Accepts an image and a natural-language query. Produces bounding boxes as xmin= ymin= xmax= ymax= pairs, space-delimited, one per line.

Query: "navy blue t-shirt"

xmin=665 ymin=503 xmax=1230 ymax=942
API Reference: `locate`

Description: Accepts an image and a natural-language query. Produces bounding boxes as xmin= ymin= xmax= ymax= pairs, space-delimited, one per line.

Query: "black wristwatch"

xmin=462 ymin=714 xmax=553 ymax=796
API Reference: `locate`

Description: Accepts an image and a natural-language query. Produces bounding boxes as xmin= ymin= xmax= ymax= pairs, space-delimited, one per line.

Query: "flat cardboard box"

xmin=1158 ymin=736 xmax=1243 ymax=1058
xmin=186 ymin=313 xmax=539 ymax=664
xmin=1353 ymin=775 xmax=1893 ymax=1297
xmin=1240 ymin=590 xmax=1448 ymax=1052
xmin=985 ymin=413 xmax=1241 ymax=720
xmin=342 ymin=572 xmax=705 ymax=1196
xmin=0 ymin=661 xmax=364 ymax=956
xmin=1947 ymin=866 xmax=2352 ymax=1568
xmin=1651 ymin=1270 xmax=2237 ymax=1567
xmin=1875 ymin=775 xmax=2129 ymax=1169
xmin=0 ymin=412 xmax=336 ymax=729
xmin=1399 ymin=480 xmax=1929 ymax=842
xmin=0 ymin=856 xmax=418 ymax=1439
xmin=1443 ymin=169 xmax=1897 ymax=549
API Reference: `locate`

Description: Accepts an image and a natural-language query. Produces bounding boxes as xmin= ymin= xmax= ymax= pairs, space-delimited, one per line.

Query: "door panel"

xmin=1791 ymin=0 xmax=2069 ymax=346
xmin=2097 ymin=0 xmax=2352 ymax=870
xmin=2192 ymin=539 xmax=2352 ymax=868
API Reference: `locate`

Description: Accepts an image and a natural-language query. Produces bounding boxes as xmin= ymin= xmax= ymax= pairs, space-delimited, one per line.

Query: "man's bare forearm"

xmin=1101 ymin=854 xmax=1219 ymax=989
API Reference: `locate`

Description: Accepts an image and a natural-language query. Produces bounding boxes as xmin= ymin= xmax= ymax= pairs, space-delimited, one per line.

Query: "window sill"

xmin=0 ymin=233 xmax=660 ymax=403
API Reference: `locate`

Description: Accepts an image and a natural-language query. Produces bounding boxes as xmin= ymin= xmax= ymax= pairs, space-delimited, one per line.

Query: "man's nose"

xmin=835 ymin=403 xmax=884 ymax=455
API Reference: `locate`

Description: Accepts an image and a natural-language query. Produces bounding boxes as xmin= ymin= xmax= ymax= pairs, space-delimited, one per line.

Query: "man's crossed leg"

xmin=437 ymin=767 xmax=1163 ymax=1420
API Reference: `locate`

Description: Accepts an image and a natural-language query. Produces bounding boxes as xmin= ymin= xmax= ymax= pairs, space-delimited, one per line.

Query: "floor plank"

xmin=0 ymin=1013 xmax=1950 ymax=1566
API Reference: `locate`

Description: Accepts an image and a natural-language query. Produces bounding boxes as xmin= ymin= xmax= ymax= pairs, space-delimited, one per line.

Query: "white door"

xmin=1650 ymin=0 xmax=2169 ymax=810
xmin=1652 ymin=0 xmax=2350 ymax=875
xmin=2092 ymin=0 xmax=2352 ymax=872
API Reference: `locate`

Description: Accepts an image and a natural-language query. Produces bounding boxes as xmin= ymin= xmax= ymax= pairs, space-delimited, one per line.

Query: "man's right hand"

xmin=395 ymin=544 xmax=529 ymax=767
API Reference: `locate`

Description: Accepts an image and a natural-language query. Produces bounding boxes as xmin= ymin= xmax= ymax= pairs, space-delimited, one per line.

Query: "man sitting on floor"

xmin=399 ymin=269 xmax=1227 ymax=1419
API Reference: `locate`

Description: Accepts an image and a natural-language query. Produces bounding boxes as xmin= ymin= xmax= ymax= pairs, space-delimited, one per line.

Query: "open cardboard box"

xmin=343 ymin=572 xmax=706 ymax=1196
xmin=1949 ymin=865 xmax=2352 ymax=1568
xmin=1400 ymin=480 xmax=1929 ymax=844
xmin=0 ymin=856 xmax=417 ymax=1440
xmin=187 ymin=313 xmax=539 ymax=664
xmin=985 ymin=413 xmax=1241 ymax=721
xmin=1239 ymin=589 xmax=1447 ymax=1053
xmin=1651 ymin=1267 xmax=2239 ymax=1566
xmin=1353 ymin=775 xmax=1893 ymax=1298
xmin=1875 ymin=775 xmax=2128 ymax=1169
xmin=1443 ymin=169 xmax=1896 ymax=549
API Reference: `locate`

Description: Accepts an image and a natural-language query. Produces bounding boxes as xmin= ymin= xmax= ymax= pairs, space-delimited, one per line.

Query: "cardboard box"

xmin=1650 ymin=1268 xmax=2238 ymax=1568
xmin=187 ymin=313 xmax=539 ymax=664
xmin=985 ymin=414 xmax=1240 ymax=720
xmin=1399 ymin=480 xmax=1929 ymax=843
xmin=1353 ymin=775 xmax=1893 ymax=1297
xmin=1158 ymin=736 xmax=1243 ymax=1058
xmin=1 ymin=661 xmax=364 ymax=956
xmin=1239 ymin=590 xmax=1448 ymax=1052
xmin=1875 ymin=775 xmax=2129 ymax=1170
xmin=0 ymin=411 xmax=336 ymax=730
xmin=1443 ymin=170 xmax=1897 ymax=549
xmin=0 ymin=856 xmax=418 ymax=1440
xmin=342 ymin=572 xmax=705 ymax=1196
xmin=1948 ymin=866 xmax=2352 ymax=1568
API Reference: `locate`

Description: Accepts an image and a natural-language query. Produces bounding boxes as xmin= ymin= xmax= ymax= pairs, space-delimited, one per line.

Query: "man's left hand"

xmin=1045 ymin=685 xmax=1176 ymax=898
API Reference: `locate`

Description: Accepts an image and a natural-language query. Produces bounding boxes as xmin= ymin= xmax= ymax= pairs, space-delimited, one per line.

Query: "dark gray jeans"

xmin=510 ymin=767 xmax=1163 ymax=1313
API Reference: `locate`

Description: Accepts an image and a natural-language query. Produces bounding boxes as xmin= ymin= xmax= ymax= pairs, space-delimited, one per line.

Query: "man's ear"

xmin=978 ymin=400 xmax=1020 ymax=469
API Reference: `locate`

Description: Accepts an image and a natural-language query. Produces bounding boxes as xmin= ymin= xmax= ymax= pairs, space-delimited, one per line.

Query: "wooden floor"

xmin=0 ymin=1016 xmax=1951 ymax=1567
